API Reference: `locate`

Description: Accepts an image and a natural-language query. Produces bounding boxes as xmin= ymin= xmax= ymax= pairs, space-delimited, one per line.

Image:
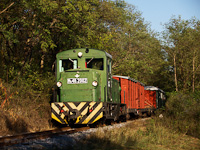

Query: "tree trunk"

xmin=41 ymin=54 xmax=45 ymax=69
xmin=192 ymin=55 xmax=195 ymax=92
xmin=174 ymin=54 xmax=178 ymax=92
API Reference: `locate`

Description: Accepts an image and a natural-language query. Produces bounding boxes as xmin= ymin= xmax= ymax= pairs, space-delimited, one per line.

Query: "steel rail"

xmin=0 ymin=126 xmax=90 ymax=147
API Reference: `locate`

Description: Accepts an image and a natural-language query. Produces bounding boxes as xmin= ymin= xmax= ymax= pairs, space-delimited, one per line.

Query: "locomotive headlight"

xmin=57 ymin=81 xmax=62 ymax=87
xmin=78 ymin=52 xmax=83 ymax=58
xmin=92 ymin=81 xmax=98 ymax=87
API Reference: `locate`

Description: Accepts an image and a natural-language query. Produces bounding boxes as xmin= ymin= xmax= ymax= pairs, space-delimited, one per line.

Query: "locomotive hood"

xmin=57 ymin=69 xmax=101 ymax=102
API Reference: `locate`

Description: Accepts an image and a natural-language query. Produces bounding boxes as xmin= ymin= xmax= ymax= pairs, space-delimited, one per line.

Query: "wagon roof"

xmin=112 ymin=75 xmax=145 ymax=86
xmin=144 ymin=86 xmax=164 ymax=93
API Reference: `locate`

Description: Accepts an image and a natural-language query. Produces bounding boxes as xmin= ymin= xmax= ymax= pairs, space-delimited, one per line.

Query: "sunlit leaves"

xmin=163 ymin=16 xmax=200 ymax=92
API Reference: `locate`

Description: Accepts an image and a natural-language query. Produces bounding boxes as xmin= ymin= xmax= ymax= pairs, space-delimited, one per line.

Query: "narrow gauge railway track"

xmin=0 ymin=126 xmax=90 ymax=147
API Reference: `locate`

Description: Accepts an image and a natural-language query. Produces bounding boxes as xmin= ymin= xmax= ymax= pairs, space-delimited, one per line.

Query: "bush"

xmin=157 ymin=91 xmax=200 ymax=138
xmin=0 ymin=72 xmax=55 ymax=136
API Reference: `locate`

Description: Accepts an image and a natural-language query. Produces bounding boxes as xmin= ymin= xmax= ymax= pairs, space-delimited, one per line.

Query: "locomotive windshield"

xmin=86 ymin=58 xmax=103 ymax=70
xmin=59 ymin=59 xmax=78 ymax=72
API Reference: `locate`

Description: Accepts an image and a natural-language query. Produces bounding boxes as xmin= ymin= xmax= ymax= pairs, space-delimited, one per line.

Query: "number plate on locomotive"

xmin=67 ymin=78 xmax=88 ymax=84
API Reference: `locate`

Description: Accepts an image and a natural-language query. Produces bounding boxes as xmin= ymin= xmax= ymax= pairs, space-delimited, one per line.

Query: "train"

xmin=51 ymin=48 xmax=166 ymax=125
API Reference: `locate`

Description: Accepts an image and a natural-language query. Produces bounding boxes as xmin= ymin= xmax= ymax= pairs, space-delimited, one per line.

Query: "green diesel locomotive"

xmin=51 ymin=48 xmax=126 ymax=125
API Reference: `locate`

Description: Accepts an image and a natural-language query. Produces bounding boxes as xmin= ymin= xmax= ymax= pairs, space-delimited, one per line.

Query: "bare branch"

xmin=0 ymin=2 xmax=15 ymax=15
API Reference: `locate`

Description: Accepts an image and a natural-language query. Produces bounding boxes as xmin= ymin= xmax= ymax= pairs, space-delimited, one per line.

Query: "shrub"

xmin=0 ymin=72 xmax=55 ymax=135
xmin=157 ymin=91 xmax=200 ymax=138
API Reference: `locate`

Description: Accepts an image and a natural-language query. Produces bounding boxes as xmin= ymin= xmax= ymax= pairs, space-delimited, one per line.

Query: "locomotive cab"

xmin=55 ymin=48 xmax=111 ymax=103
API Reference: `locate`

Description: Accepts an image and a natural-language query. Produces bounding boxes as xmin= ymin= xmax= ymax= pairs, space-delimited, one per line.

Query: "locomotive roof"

xmin=144 ymin=86 xmax=164 ymax=93
xmin=57 ymin=48 xmax=112 ymax=59
xmin=112 ymin=75 xmax=145 ymax=86
xmin=105 ymin=51 xmax=112 ymax=59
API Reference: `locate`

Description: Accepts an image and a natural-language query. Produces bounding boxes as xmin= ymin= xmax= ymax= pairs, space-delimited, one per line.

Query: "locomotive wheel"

xmin=147 ymin=111 xmax=151 ymax=117
xmin=120 ymin=115 xmax=127 ymax=122
xmin=89 ymin=118 xmax=106 ymax=128
xmin=126 ymin=114 xmax=130 ymax=120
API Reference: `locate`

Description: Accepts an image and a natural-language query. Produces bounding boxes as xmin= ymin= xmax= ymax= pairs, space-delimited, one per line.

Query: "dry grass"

xmin=73 ymin=118 xmax=200 ymax=150
xmin=0 ymin=79 xmax=53 ymax=136
xmin=0 ymin=103 xmax=52 ymax=136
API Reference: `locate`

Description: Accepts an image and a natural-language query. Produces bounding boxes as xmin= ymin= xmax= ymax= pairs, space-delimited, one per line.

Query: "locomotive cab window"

xmin=59 ymin=59 xmax=77 ymax=72
xmin=85 ymin=58 xmax=103 ymax=70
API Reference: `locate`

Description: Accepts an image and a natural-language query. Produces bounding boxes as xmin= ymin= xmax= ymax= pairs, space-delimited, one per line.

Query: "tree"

xmin=163 ymin=16 xmax=200 ymax=92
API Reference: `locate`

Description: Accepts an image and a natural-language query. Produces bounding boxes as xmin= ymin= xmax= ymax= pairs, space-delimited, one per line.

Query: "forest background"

xmin=0 ymin=0 xmax=200 ymax=140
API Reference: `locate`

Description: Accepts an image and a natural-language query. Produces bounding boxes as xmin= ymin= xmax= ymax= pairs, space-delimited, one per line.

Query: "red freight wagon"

xmin=144 ymin=89 xmax=156 ymax=109
xmin=112 ymin=75 xmax=145 ymax=115
xmin=144 ymin=86 xmax=166 ymax=110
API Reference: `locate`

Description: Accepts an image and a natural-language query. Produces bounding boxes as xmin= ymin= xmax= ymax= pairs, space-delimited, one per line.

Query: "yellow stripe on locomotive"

xmin=51 ymin=102 xmax=103 ymax=124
